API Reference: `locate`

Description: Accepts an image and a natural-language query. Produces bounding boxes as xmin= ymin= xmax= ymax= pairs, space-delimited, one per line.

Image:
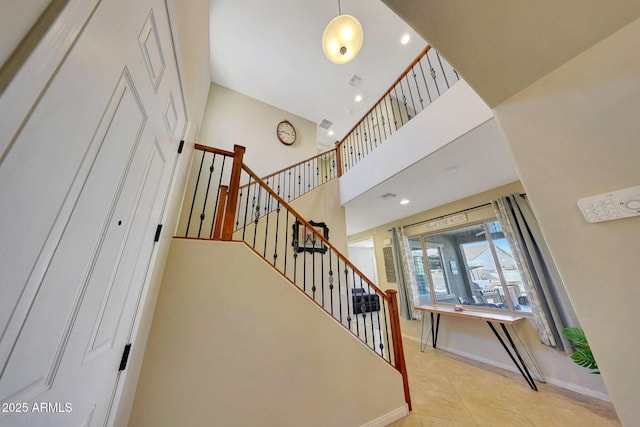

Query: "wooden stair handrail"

xmin=240 ymin=162 xmax=390 ymax=302
xmin=194 ymin=143 xmax=236 ymax=157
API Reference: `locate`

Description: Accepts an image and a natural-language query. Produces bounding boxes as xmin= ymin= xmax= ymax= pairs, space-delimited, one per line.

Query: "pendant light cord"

xmin=338 ymin=0 xmax=341 ymax=15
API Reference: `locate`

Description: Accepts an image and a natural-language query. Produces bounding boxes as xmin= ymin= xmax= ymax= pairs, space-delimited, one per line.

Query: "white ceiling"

xmin=209 ymin=0 xmax=427 ymax=150
xmin=208 ymin=0 xmax=521 ymax=235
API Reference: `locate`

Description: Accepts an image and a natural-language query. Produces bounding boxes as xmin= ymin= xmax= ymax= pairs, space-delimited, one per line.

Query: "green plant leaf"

xmin=563 ymin=327 xmax=599 ymax=374
xmin=562 ymin=327 xmax=588 ymax=346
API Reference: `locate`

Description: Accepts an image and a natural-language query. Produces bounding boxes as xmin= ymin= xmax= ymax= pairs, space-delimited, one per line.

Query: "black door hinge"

xmin=154 ymin=224 xmax=163 ymax=242
xmin=119 ymin=343 xmax=132 ymax=371
xmin=177 ymin=140 xmax=184 ymax=154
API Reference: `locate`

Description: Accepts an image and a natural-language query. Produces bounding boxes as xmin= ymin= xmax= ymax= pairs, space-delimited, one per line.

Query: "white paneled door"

xmin=0 ymin=0 xmax=186 ymax=425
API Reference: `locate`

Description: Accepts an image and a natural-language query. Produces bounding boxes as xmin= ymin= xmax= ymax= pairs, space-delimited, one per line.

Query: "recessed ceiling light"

xmin=328 ymin=130 xmax=334 ymax=136
xmin=400 ymin=34 xmax=411 ymax=45
xmin=400 ymin=199 xmax=410 ymax=205
xmin=355 ymin=94 xmax=362 ymax=102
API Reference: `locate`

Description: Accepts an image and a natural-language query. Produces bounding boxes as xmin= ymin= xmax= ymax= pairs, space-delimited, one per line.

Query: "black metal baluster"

xmin=185 ymin=150 xmax=206 ymax=237
xmin=283 ymin=211 xmax=290 ymax=275
xmin=426 ymin=50 xmax=441 ymax=96
xmin=273 ymin=199 xmax=280 ymax=266
xmin=405 ymin=74 xmax=418 ymax=118
xmin=344 ymin=140 xmax=350 ymax=171
xmin=292 ymin=217 xmax=298 ymax=284
xmin=276 ymin=172 xmax=281 ymax=198
xmin=241 ymin=177 xmax=252 ymax=240
xmin=374 ymin=104 xmax=383 ymax=146
xmin=336 ymin=256 xmax=343 ymax=322
xmin=418 ymin=58 xmax=433 ymax=104
xmin=328 ymin=248 xmax=334 ymax=315
xmin=312 ymin=237 xmax=316 ymax=301
xmin=235 ymin=186 xmax=242 ymax=232
xmin=197 ymin=153 xmax=217 ymax=238
xmin=436 ymin=51 xmax=450 ymax=89
xmin=353 ymin=268 xmax=360 ymax=336
xmin=382 ymin=300 xmax=391 ymax=363
xmin=373 ymin=285 xmax=384 ymax=357
xmin=252 ymin=186 xmax=261 ymax=249
xmin=367 ymin=282 xmax=375 ymax=351
xmin=209 ymin=156 xmax=227 ymax=238
xmin=297 ymin=164 xmax=301 ymax=199
xmin=348 ymin=138 xmax=354 ymax=170
xmin=320 ymin=240 xmax=325 ymax=308
xmin=359 ymin=276 xmax=368 ymax=346
xmin=365 ymin=115 xmax=373 ymax=154
xmin=392 ymin=87 xmax=404 ymax=127
xmin=307 ymin=161 xmax=311 ymax=192
xmin=263 ymin=183 xmax=271 ymax=257
xmin=322 ymin=157 xmax=327 ymax=183
xmin=383 ymin=94 xmax=393 ymax=137
xmin=398 ymin=79 xmax=411 ymax=121
xmin=302 ymin=223 xmax=307 ymax=292
xmin=412 ymin=65 xmax=424 ymax=112
xmin=345 ymin=264 xmax=352 ymax=329
xmin=288 ymin=169 xmax=292 ymax=201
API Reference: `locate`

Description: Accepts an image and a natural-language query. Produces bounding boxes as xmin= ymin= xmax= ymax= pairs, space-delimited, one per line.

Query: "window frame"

xmin=410 ymin=218 xmax=531 ymax=316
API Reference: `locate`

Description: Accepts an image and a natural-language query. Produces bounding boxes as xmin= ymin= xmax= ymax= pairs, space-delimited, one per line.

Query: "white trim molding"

xmin=360 ymin=404 xmax=409 ymax=427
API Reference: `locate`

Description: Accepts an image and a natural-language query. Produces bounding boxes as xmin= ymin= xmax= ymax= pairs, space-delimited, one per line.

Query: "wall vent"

xmin=377 ymin=193 xmax=397 ymax=200
xmin=319 ymin=119 xmax=333 ymax=129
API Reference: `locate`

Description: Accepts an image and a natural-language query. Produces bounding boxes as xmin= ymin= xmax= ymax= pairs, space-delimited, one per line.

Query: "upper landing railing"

xmin=199 ymin=45 xmax=459 ymax=218
xmin=336 ymin=45 xmax=459 ymax=173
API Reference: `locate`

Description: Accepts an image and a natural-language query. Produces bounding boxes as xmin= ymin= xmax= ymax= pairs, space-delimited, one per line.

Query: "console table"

xmin=414 ymin=304 xmax=538 ymax=391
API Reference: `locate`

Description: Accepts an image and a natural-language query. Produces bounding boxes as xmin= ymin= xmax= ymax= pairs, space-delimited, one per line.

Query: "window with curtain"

xmin=409 ymin=219 xmax=531 ymax=314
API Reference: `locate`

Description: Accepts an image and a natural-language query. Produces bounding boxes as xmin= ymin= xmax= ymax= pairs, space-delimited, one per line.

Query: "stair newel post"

xmin=334 ymin=141 xmax=343 ymax=177
xmin=386 ymin=289 xmax=412 ymax=411
xmin=221 ymin=144 xmax=246 ymax=241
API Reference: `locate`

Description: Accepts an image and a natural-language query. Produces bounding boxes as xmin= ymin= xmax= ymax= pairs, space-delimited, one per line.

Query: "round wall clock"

xmin=276 ymin=120 xmax=297 ymax=146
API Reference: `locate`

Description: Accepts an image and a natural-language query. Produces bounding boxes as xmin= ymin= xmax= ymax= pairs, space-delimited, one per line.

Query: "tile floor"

xmin=389 ymin=339 xmax=620 ymax=427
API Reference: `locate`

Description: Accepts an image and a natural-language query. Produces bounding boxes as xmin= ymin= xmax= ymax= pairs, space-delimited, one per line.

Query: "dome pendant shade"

xmin=322 ymin=15 xmax=363 ymax=64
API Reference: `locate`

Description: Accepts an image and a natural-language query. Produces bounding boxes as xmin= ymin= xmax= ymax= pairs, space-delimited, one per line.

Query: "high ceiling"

xmin=209 ymin=0 xmax=427 ymax=150
xmin=208 ymin=0 xmax=522 ymax=235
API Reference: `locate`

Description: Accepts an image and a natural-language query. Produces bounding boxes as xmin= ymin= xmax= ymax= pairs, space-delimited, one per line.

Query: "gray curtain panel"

xmin=391 ymin=227 xmax=421 ymax=320
xmin=493 ymin=194 xmax=579 ymax=353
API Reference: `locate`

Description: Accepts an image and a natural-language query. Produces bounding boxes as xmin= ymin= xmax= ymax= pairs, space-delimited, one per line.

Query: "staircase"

xmin=177 ymin=143 xmax=411 ymax=411
xmin=169 ymin=45 xmax=461 ymax=416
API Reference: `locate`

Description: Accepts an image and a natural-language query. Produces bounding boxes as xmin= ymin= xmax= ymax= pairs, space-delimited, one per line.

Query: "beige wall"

xmin=130 ymin=239 xmax=407 ymax=427
xmin=290 ymin=179 xmax=348 ymax=255
xmin=199 ymin=83 xmax=317 ymax=177
xmin=493 ymin=17 xmax=640 ymax=426
xmin=349 ymin=182 xmax=611 ymax=400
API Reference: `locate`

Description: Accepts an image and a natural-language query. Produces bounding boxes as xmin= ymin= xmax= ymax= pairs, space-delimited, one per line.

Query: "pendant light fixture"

xmin=322 ymin=0 xmax=363 ymax=64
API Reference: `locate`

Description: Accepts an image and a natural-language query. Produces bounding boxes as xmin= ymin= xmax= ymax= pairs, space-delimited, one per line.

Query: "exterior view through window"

xmin=409 ymin=220 xmax=531 ymax=313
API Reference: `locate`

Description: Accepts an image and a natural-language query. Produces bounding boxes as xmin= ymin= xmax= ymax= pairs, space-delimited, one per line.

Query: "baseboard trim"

xmin=360 ymin=404 xmax=409 ymax=427
xmin=401 ymin=333 xmax=610 ymax=402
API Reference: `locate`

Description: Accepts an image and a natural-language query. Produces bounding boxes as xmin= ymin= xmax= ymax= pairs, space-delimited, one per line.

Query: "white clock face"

xmin=277 ymin=121 xmax=296 ymax=145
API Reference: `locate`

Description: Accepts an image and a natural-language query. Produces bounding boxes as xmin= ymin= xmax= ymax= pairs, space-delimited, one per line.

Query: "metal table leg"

xmin=432 ymin=313 xmax=441 ymax=348
xmin=486 ymin=321 xmax=538 ymax=391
